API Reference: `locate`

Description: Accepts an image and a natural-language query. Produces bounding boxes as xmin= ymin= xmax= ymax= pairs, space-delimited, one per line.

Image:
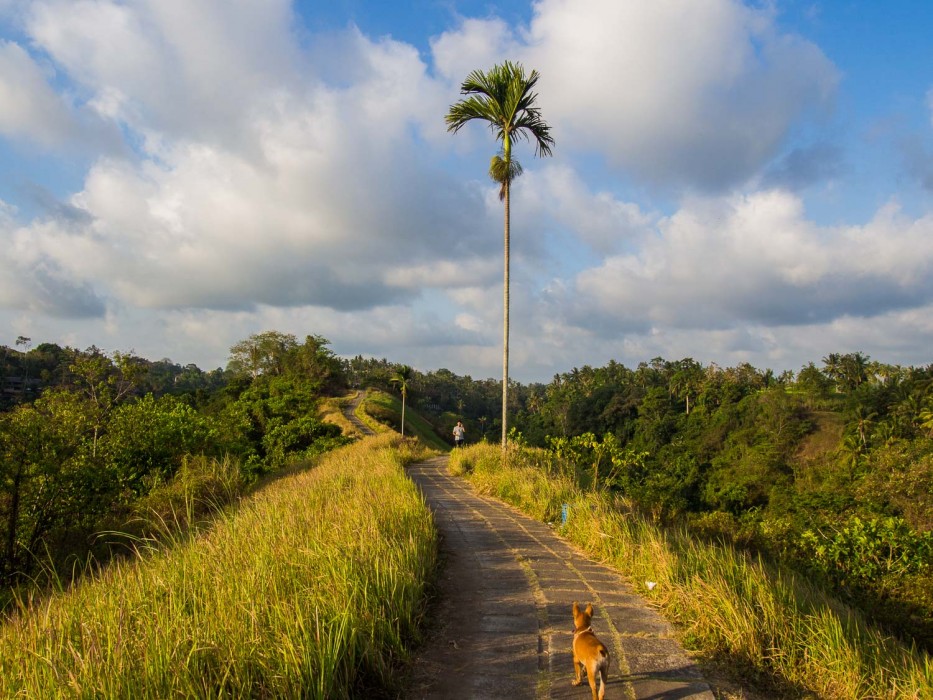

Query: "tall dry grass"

xmin=451 ymin=443 xmax=933 ymax=699
xmin=0 ymin=433 xmax=437 ymax=699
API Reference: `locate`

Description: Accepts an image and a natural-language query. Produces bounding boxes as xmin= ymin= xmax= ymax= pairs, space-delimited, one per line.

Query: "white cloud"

xmin=5 ymin=19 xmax=496 ymax=318
xmin=25 ymin=0 xmax=300 ymax=147
xmin=519 ymin=165 xmax=658 ymax=256
xmin=431 ymin=17 xmax=516 ymax=84
xmin=0 ymin=39 xmax=78 ymax=145
xmin=524 ymin=0 xmax=838 ymax=189
xmin=563 ymin=191 xmax=933 ymax=334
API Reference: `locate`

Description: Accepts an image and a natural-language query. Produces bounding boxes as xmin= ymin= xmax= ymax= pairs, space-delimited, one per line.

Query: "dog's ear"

xmin=585 ymin=603 xmax=594 ymax=616
xmin=572 ymin=601 xmax=580 ymax=615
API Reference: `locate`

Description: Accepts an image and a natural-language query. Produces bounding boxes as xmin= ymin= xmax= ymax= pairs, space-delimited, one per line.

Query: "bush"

xmin=102 ymin=394 xmax=214 ymax=495
xmin=800 ymin=516 xmax=933 ymax=585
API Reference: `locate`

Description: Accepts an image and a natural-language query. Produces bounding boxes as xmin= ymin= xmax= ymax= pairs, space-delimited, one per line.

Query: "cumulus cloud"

xmin=518 ymin=165 xmax=658 ymax=256
xmin=0 ymin=39 xmax=110 ymax=148
xmin=3 ymin=3 xmax=499 ymax=318
xmin=431 ymin=17 xmax=516 ymax=85
xmin=0 ymin=204 xmax=107 ymax=317
xmin=15 ymin=128 xmax=491 ymax=314
xmin=558 ymin=192 xmax=933 ymax=335
xmin=432 ymin=0 xmax=838 ymax=191
xmin=25 ymin=0 xmax=301 ymax=149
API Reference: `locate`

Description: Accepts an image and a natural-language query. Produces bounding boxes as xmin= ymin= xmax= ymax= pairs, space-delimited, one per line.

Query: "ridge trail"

xmin=404 ymin=454 xmax=714 ymax=700
xmin=345 ymin=392 xmax=714 ymax=698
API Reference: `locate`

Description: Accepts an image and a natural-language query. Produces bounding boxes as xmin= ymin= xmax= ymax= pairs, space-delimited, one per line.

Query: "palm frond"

xmin=446 ymin=61 xmax=555 ymax=159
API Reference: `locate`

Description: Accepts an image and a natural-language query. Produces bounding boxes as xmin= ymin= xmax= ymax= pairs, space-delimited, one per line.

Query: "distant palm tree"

xmin=390 ymin=365 xmax=413 ymax=437
xmin=920 ymin=404 xmax=933 ymax=438
xmin=446 ymin=61 xmax=554 ymax=451
xmin=851 ymin=405 xmax=877 ymax=447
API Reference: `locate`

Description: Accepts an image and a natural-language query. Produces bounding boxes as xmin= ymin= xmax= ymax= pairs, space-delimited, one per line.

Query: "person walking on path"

xmin=452 ymin=421 xmax=466 ymax=448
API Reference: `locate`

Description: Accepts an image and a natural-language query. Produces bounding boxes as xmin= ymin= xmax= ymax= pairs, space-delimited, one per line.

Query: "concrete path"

xmin=404 ymin=454 xmax=714 ymax=700
xmin=345 ymin=390 xmax=375 ymax=436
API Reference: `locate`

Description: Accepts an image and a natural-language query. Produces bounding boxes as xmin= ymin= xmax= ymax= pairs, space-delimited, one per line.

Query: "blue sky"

xmin=0 ymin=0 xmax=931 ymax=381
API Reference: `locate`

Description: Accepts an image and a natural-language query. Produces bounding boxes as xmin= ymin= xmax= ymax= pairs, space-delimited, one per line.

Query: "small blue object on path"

xmin=561 ymin=503 xmax=569 ymax=525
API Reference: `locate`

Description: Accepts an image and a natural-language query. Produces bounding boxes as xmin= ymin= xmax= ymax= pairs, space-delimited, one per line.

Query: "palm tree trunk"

xmin=502 ymin=179 xmax=510 ymax=451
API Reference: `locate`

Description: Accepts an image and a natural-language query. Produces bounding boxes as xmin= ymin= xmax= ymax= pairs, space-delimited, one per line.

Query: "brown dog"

xmin=572 ymin=601 xmax=610 ymax=700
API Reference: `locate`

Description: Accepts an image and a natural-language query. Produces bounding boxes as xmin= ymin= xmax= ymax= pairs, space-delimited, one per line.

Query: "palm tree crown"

xmin=445 ymin=61 xmax=554 ymax=197
xmin=446 ymin=61 xmax=554 ymax=450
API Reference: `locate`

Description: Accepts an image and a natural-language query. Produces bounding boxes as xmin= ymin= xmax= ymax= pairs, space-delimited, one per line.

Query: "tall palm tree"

xmin=446 ymin=61 xmax=554 ymax=450
xmin=390 ymin=365 xmax=413 ymax=437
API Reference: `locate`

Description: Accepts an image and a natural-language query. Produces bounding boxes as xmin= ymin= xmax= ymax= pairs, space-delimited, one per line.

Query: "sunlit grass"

xmin=356 ymin=388 xmax=391 ymax=434
xmin=452 ymin=442 xmax=933 ymax=699
xmin=0 ymin=433 xmax=438 ymax=699
xmin=319 ymin=393 xmax=365 ymax=439
xmin=362 ymin=389 xmax=450 ymax=451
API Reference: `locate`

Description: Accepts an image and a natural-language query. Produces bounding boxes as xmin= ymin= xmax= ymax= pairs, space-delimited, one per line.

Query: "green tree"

xmin=291 ymin=335 xmax=346 ymax=395
xmin=100 ymin=394 xmax=214 ymax=495
xmin=670 ymin=358 xmax=704 ymax=415
xmin=920 ymin=401 xmax=933 ymax=438
xmin=390 ymin=365 xmax=413 ymax=437
xmin=227 ymin=331 xmax=298 ymax=379
xmin=446 ymin=60 xmax=554 ymax=450
xmin=69 ymin=349 xmax=143 ymax=457
xmin=0 ymin=391 xmax=93 ymax=578
xmin=850 ymin=404 xmax=878 ymax=447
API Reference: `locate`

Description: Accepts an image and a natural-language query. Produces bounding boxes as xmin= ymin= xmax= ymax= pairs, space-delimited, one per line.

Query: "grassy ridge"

xmin=450 ymin=443 xmax=933 ymax=699
xmin=319 ymin=393 xmax=366 ymax=439
xmin=0 ymin=434 xmax=437 ymax=699
xmin=361 ymin=389 xmax=450 ymax=452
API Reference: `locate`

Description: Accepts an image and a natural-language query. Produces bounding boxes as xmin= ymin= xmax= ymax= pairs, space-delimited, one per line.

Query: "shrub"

xmin=800 ymin=516 xmax=933 ymax=585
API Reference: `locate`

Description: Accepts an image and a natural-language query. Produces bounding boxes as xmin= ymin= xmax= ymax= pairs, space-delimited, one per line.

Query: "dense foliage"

xmin=4 ymin=334 xmax=931 ymax=653
xmin=0 ymin=332 xmax=349 ymax=585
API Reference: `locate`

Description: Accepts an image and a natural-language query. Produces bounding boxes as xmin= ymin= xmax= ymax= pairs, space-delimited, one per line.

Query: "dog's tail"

xmin=597 ymin=648 xmax=610 ymax=700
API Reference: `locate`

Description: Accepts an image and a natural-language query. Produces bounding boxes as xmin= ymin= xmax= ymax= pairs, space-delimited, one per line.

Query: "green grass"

xmin=362 ymin=389 xmax=450 ymax=452
xmin=0 ymin=433 xmax=438 ymax=699
xmin=354 ymin=388 xmax=391 ymax=435
xmin=451 ymin=443 xmax=933 ymax=699
xmin=319 ymin=393 xmax=365 ymax=439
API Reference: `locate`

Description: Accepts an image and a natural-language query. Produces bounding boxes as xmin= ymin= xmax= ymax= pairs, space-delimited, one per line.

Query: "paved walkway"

xmin=345 ymin=390 xmax=374 ymax=436
xmin=404 ymin=454 xmax=714 ymax=700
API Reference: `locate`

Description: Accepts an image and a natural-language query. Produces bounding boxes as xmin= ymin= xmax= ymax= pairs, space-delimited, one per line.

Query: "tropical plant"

xmin=390 ymin=365 xmax=413 ymax=437
xmin=921 ymin=401 xmax=933 ymax=437
xmin=446 ymin=60 xmax=554 ymax=450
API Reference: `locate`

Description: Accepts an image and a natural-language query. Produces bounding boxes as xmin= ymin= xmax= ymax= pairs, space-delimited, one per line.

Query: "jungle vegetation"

xmin=398 ymin=352 xmax=933 ymax=653
xmin=0 ymin=331 xmax=349 ymax=589
xmin=2 ymin=337 xmax=931 ymax=655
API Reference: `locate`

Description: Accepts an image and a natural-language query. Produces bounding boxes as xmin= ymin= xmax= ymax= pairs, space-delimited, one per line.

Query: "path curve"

xmin=346 ymin=390 xmax=376 ymax=436
xmin=404 ymin=455 xmax=714 ymax=700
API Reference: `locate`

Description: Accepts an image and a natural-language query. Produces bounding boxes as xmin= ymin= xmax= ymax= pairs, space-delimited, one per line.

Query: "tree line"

xmin=0 ymin=332 xmax=348 ymax=586
xmin=3 ymin=337 xmax=931 ymax=650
